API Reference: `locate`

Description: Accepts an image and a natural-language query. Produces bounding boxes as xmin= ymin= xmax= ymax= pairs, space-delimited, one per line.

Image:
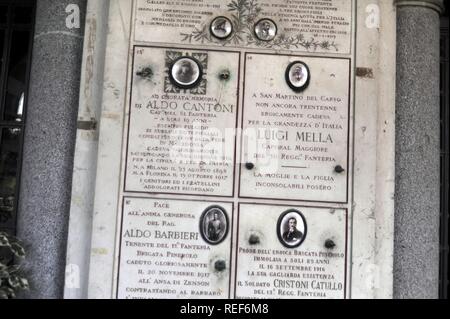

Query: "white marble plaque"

xmin=72 ymin=0 xmax=397 ymax=300
xmin=239 ymin=53 xmax=350 ymax=203
xmin=117 ymin=197 xmax=233 ymax=299
xmin=135 ymin=0 xmax=352 ymax=54
xmin=125 ymin=46 xmax=239 ymax=196
xmin=235 ymin=203 xmax=347 ymax=299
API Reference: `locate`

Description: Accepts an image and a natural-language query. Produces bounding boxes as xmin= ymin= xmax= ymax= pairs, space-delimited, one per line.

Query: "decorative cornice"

xmin=395 ymin=0 xmax=445 ymax=14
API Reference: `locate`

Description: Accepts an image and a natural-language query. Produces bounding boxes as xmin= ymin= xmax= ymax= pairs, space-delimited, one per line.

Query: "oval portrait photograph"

xmin=277 ymin=209 xmax=307 ymax=249
xmin=285 ymin=61 xmax=310 ymax=92
xmin=210 ymin=16 xmax=233 ymax=40
xmin=254 ymin=18 xmax=278 ymax=42
xmin=169 ymin=56 xmax=202 ymax=89
xmin=199 ymin=206 xmax=229 ymax=245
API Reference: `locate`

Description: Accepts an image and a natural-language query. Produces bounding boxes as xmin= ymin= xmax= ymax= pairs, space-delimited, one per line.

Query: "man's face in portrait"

xmin=293 ymin=67 xmax=304 ymax=82
xmin=178 ymin=61 xmax=193 ymax=82
xmin=288 ymin=218 xmax=297 ymax=233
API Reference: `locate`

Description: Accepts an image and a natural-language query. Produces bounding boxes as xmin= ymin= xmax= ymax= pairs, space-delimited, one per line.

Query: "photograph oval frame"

xmin=199 ymin=205 xmax=230 ymax=246
xmin=276 ymin=209 xmax=308 ymax=249
xmin=169 ymin=56 xmax=204 ymax=90
xmin=210 ymin=16 xmax=234 ymax=40
xmin=254 ymin=18 xmax=278 ymax=42
xmin=285 ymin=60 xmax=311 ymax=93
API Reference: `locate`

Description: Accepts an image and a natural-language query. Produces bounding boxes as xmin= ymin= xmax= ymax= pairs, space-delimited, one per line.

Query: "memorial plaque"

xmin=239 ymin=53 xmax=350 ymax=203
xmin=235 ymin=204 xmax=347 ymax=299
xmin=73 ymin=0 xmax=398 ymax=300
xmin=135 ymin=0 xmax=353 ymax=54
xmin=117 ymin=197 xmax=233 ymax=299
xmin=125 ymin=46 xmax=240 ymax=196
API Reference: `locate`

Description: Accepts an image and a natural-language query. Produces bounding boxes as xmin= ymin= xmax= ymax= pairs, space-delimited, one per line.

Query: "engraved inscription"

xmin=239 ymin=53 xmax=350 ymax=203
xmin=235 ymin=204 xmax=347 ymax=299
xmin=125 ymin=47 xmax=239 ymax=196
xmin=117 ymin=198 xmax=232 ymax=299
xmin=114 ymin=1 xmax=357 ymax=300
xmin=135 ymin=0 xmax=352 ymax=54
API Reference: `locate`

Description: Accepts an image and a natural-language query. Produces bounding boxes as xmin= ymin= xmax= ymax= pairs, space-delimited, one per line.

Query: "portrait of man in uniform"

xmin=200 ymin=206 xmax=229 ymax=245
xmin=207 ymin=211 xmax=223 ymax=242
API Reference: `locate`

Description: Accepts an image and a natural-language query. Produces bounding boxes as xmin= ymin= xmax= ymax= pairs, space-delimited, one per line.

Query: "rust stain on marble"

xmin=92 ymin=248 xmax=108 ymax=255
xmin=356 ymin=67 xmax=374 ymax=79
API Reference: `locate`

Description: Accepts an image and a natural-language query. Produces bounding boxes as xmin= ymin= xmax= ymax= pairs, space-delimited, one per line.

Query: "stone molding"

xmin=395 ymin=0 xmax=445 ymax=14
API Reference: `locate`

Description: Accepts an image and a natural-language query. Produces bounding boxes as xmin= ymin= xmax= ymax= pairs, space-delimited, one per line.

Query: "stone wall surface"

xmin=394 ymin=0 xmax=444 ymax=299
xmin=17 ymin=0 xmax=87 ymax=299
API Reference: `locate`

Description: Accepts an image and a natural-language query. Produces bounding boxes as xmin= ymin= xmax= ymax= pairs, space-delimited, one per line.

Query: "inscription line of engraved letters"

xmin=117 ymin=0 xmax=352 ymax=300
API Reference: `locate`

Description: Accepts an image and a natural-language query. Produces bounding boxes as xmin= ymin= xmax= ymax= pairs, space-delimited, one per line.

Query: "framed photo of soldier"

xmin=169 ymin=56 xmax=203 ymax=89
xmin=277 ymin=209 xmax=307 ymax=248
xmin=200 ymin=206 xmax=229 ymax=245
